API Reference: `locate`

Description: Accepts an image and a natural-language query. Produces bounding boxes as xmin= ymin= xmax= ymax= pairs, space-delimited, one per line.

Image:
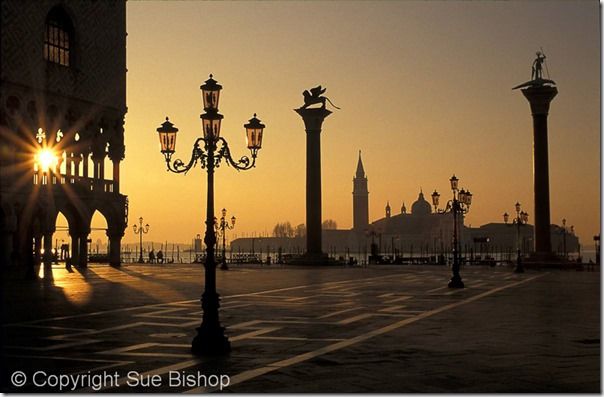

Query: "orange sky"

xmin=106 ymin=1 xmax=600 ymax=249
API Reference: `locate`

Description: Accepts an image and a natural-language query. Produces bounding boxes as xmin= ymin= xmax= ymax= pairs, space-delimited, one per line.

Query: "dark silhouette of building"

xmin=0 ymin=1 xmax=128 ymax=271
xmin=352 ymin=151 xmax=369 ymax=232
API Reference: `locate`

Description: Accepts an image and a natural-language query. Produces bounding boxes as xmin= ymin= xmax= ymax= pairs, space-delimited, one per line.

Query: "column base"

xmin=289 ymin=252 xmax=332 ymax=265
xmin=448 ymin=275 xmax=465 ymax=289
xmin=191 ymin=324 xmax=231 ymax=356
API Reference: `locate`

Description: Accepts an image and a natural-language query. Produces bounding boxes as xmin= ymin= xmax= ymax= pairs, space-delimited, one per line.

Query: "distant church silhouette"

xmin=352 ymin=151 xmax=455 ymax=252
xmin=352 ymin=151 xmax=369 ymax=231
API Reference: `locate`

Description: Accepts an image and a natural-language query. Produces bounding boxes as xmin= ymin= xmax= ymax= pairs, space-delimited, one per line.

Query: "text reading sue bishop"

xmin=9 ymin=370 xmax=230 ymax=391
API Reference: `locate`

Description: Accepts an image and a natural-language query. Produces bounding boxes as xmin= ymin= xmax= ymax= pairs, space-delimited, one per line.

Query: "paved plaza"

xmin=1 ymin=263 xmax=600 ymax=393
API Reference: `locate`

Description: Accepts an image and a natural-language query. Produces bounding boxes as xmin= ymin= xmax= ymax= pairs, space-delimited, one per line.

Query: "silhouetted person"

xmin=60 ymin=243 xmax=69 ymax=261
xmin=157 ymin=250 xmax=164 ymax=264
xmin=149 ymin=249 xmax=155 ymax=264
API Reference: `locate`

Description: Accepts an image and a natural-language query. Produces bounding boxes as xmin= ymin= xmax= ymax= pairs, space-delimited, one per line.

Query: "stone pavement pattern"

xmin=1 ymin=264 xmax=600 ymax=392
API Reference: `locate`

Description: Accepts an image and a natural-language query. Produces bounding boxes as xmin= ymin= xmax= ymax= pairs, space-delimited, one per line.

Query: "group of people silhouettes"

xmin=148 ymin=249 xmax=164 ymax=264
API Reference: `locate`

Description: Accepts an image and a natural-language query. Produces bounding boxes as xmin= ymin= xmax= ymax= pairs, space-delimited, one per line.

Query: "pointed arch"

xmin=44 ymin=6 xmax=75 ymax=67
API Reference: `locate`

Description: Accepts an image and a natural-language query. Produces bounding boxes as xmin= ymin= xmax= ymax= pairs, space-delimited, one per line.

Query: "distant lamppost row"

xmin=156 ymin=74 xmax=265 ymax=355
xmin=215 ymin=208 xmax=235 ymax=270
xmin=431 ymin=175 xmax=473 ymax=288
xmin=132 ymin=217 xmax=149 ymax=263
xmin=503 ymin=202 xmax=529 ymax=273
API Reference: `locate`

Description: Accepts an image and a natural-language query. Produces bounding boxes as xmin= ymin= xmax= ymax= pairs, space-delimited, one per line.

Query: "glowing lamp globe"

xmin=157 ymin=117 xmax=179 ymax=159
xmin=244 ymin=113 xmax=265 ymax=151
xmin=200 ymin=74 xmax=222 ymax=111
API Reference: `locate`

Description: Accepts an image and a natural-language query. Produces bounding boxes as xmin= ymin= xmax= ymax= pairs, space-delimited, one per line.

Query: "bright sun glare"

xmin=36 ymin=148 xmax=58 ymax=172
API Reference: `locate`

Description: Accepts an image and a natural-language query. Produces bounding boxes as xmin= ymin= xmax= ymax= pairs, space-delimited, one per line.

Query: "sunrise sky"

xmin=105 ymin=1 xmax=599 ymax=248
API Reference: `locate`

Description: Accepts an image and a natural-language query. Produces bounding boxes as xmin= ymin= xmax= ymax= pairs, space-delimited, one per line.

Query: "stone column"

xmin=99 ymin=155 xmax=105 ymax=181
xmin=43 ymin=231 xmax=54 ymax=267
xmin=82 ymin=153 xmax=89 ymax=178
xmin=112 ymin=159 xmax=120 ymax=193
xmin=74 ymin=156 xmax=81 ymax=179
xmin=294 ymin=107 xmax=331 ymax=259
xmin=70 ymin=233 xmax=80 ymax=267
xmin=33 ymin=233 xmax=42 ymax=266
xmin=521 ymin=85 xmax=557 ymax=259
xmin=93 ymin=158 xmax=99 ymax=179
xmin=107 ymin=229 xmax=124 ymax=267
xmin=78 ymin=232 xmax=89 ymax=268
xmin=66 ymin=154 xmax=72 ymax=178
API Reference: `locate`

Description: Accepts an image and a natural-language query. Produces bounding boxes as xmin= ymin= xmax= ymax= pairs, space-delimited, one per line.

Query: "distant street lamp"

xmin=156 ymin=74 xmax=265 ymax=356
xmin=215 ymin=208 xmax=235 ymax=270
xmin=431 ymin=174 xmax=473 ymax=288
xmin=561 ymin=218 xmax=568 ymax=260
xmin=503 ymin=202 xmax=529 ymax=273
xmin=132 ymin=217 xmax=149 ymax=263
xmin=594 ymin=234 xmax=600 ymax=266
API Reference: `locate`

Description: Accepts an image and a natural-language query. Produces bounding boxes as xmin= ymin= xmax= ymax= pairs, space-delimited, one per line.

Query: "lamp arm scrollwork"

xmin=165 ymin=138 xmax=207 ymax=174
xmin=216 ymin=137 xmax=256 ymax=171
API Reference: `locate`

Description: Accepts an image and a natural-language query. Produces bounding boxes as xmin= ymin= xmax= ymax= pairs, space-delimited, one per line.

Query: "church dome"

xmin=411 ymin=190 xmax=432 ymax=216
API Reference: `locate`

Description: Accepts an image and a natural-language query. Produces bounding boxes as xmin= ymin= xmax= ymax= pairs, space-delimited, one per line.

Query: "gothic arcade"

xmin=0 ymin=1 xmax=128 ymax=270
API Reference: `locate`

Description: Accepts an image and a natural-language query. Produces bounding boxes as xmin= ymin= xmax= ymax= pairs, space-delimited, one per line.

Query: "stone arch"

xmin=90 ymin=200 xmax=125 ymax=267
xmin=89 ymin=209 xmax=109 ymax=259
xmin=54 ymin=200 xmax=90 ymax=268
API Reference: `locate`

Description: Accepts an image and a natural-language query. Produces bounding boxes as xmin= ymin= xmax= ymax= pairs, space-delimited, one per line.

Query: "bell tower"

xmin=353 ymin=151 xmax=369 ymax=231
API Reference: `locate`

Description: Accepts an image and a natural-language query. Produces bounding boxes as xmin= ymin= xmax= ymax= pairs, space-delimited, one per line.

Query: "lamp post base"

xmin=448 ymin=275 xmax=465 ymax=289
xmin=514 ymin=257 xmax=525 ymax=273
xmin=191 ymin=324 xmax=231 ymax=356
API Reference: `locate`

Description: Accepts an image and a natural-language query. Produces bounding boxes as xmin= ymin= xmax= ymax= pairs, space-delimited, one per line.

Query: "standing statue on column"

xmin=531 ymin=51 xmax=546 ymax=80
xmin=513 ymin=50 xmax=556 ymax=89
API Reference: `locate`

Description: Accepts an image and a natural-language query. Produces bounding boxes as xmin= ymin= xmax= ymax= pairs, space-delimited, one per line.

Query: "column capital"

xmin=521 ymin=85 xmax=558 ymax=115
xmin=294 ymin=107 xmax=332 ymax=132
xmin=106 ymin=228 xmax=125 ymax=239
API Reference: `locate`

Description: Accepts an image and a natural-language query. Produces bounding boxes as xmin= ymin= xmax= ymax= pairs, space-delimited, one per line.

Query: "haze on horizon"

xmin=81 ymin=1 xmax=600 ymax=249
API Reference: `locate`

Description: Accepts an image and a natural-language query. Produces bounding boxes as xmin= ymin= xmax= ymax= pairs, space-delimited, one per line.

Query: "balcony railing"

xmin=33 ymin=172 xmax=116 ymax=193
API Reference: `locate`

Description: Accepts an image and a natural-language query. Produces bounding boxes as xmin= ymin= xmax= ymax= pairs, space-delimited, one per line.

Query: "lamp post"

xmin=132 ymin=217 xmax=149 ymax=263
xmin=503 ymin=202 xmax=529 ymax=273
xmin=215 ymin=208 xmax=235 ymax=270
xmin=594 ymin=234 xmax=600 ymax=266
xmin=561 ymin=218 xmax=568 ymax=260
xmin=156 ymin=74 xmax=265 ymax=356
xmin=431 ymin=175 xmax=472 ymax=288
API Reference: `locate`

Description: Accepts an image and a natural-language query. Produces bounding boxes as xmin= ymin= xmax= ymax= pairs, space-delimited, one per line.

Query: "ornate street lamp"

xmin=156 ymin=74 xmax=265 ymax=355
xmin=503 ymin=202 xmax=529 ymax=273
xmin=132 ymin=217 xmax=150 ymax=263
xmin=215 ymin=208 xmax=236 ymax=270
xmin=431 ymin=174 xmax=472 ymax=288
